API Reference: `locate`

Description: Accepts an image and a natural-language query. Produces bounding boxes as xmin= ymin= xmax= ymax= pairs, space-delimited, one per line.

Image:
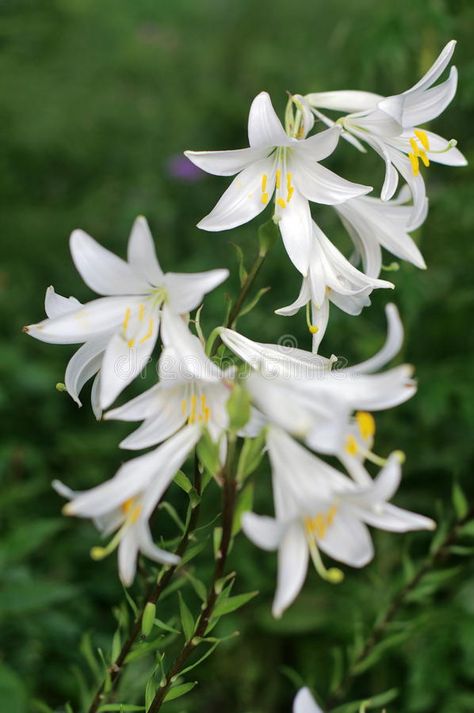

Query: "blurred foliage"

xmin=1 ymin=0 xmax=474 ymax=712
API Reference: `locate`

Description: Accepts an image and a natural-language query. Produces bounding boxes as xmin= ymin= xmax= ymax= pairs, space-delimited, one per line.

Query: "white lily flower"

xmin=105 ymin=304 xmax=233 ymax=449
xmin=335 ymin=185 xmax=428 ymax=277
xmin=275 ymin=221 xmax=394 ymax=351
xmin=53 ymin=425 xmax=200 ymax=586
xmin=294 ymin=688 xmax=323 ymax=713
xmin=221 ymin=303 xmax=415 ymax=454
xmin=24 ymin=217 xmax=229 ymax=410
xmin=185 ymin=91 xmax=372 ymax=274
xmin=306 ymin=40 xmax=466 ymax=227
xmin=243 ymin=427 xmax=435 ymax=617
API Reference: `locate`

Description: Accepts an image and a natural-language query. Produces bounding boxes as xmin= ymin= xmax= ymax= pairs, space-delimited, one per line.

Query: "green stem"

xmin=326 ymin=504 xmax=474 ymax=709
xmin=147 ymin=455 xmax=238 ymax=713
xmin=87 ymin=455 xmax=202 ymax=713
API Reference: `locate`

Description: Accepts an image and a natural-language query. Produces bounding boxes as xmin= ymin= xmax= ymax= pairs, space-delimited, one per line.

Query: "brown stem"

xmin=326 ymin=504 xmax=474 ymax=709
xmin=147 ymin=465 xmax=238 ymax=713
xmin=87 ymin=455 xmax=202 ymax=713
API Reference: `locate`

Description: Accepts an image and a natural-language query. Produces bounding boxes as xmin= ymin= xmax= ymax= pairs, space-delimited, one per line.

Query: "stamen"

xmin=261 ymin=192 xmax=269 ymax=205
xmin=414 ymin=128 xmax=430 ymax=150
xmin=286 ymin=172 xmax=294 ymax=202
xmin=189 ymin=394 xmax=197 ymax=424
xmin=138 ymin=303 xmax=145 ymax=321
xmin=139 ymin=318 xmax=154 ymax=344
xmin=345 ymin=434 xmax=359 ymax=456
xmin=127 ymin=338 xmax=136 ymax=348
xmin=275 ymin=169 xmax=281 ymax=189
xmin=276 ymin=197 xmax=286 ymax=209
xmin=306 ymin=533 xmax=344 ymax=584
xmin=408 ymin=152 xmax=420 ymax=176
xmin=419 ymin=150 xmax=430 ymax=167
xmin=306 ymin=302 xmax=318 ymax=334
xmin=122 ymin=307 xmax=131 ymax=331
xmin=356 ymin=411 xmax=375 ymax=441
xmin=181 ymin=399 xmax=187 ymax=417
xmin=261 ymin=174 xmax=268 ymax=192
xmin=409 ymin=138 xmax=420 ymax=156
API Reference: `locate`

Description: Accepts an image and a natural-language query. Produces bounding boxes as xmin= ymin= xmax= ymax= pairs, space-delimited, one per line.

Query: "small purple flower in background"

xmin=166 ymin=154 xmax=205 ymax=182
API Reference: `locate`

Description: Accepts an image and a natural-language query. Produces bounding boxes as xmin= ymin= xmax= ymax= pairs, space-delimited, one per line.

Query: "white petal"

xmin=119 ymin=404 xmax=186 ymax=450
xmin=25 ymin=296 xmax=134 ymax=345
xmin=402 ymin=66 xmax=458 ymax=126
xmin=293 ymin=688 xmax=324 ymax=713
xmin=45 ymin=286 xmax=81 ymax=318
xmin=65 ymin=335 xmax=110 ymax=406
xmin=294 ymin=156 xmax=372 ymax=205
xmin=137 ymin=521 xmax=180 ymax=565
xmin=118 ymin=530 xmax=139 ymax=586
xmin=140 ymin=424 xmax=201 ymax=519
xmin=70 ymin=230 xmax=150 ymax=295
xmin=294 ymin=126 xmax=340 ymax=162
xmin=331 ymin=365 xmax=416 ymax=411
xmin=248 ymin=91 xmax=289 ymax=148
xmin=99 ymin=313 xmax=159 ymax=409
xmin=346 ymin=303 xmax=403 ymax=374
xmin=242 ymin=512 xmax=283 ymax=551
xmin=349 ymin=453 xmax=402 ymax=506
xmin=161 ymin=306 xmax=223 ymax=381
xmin=91 ymin=373 xmax=102 ymax=420
xmin=311 ymin=298 xmax=330 ymax=353
xmin=318 ymin=508 xmax=374 ymax=568
xmin=305 ymin=90 xmax=382 ymax=113
xmin=197 ymin=156 xmax=276 ymax=231
xmin=127 ymin=216 xmax=163 ymax=285
xmin=278 ymin=190 xmax=313 ymax=274
xmin=275 ymin=278 xmax=311 ymax=316
xmin=404 ymin=40 xmax=456 ymax=94
xmin=184 ymin=146 xmax=270 ymax=176
xmin=272 ymin=522 xmax=309 ymax=618
xmin=361 ymin=502 xmax=435 ymax=532
xmin=349 ymin=104 xmax=403 ymax=138
xmin=106 ymin=383 xmax=166 ymax=422
xmin=424 ymin=130 xmax=467 ymax=167
xmin=164 ymin=268 xmax=229 ymax=313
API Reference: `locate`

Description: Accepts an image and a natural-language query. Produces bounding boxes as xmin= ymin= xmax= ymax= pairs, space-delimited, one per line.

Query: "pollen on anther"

xmin=277 ymin=197 xmax=286 ymax=209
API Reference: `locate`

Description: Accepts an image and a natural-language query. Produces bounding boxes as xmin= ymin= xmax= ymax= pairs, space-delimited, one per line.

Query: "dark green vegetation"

xmin=1 ymin=1 xmax=474 ymax=712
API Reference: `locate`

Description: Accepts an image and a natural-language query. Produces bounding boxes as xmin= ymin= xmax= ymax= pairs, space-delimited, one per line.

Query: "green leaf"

xmin=141 ymin=602 xmax=156 ymax=637
xmin=111 ymin=629 xmax=122 ymax=662
xmin=0 ymin=519 xmax=64 ymax=566
xmin=452 ymin=482 xmax=469 ymax=519
xmin=236 ymin=432 xmax=266 ymax=481
xmin=144 ymin=676 xmax=157 ymax=711
xmin=197 ymin=430 xmax=221 ymax=476
xmin=98 ymin=706 xmax=145 ymax=712
xmin=232 ymin=483 xmax=254 ymax=536
xmin=178 ymin=592 xmax=195 ymax=641
xmin=238 ymin=286 xmax=271 ymax=319
xmin=174 ymin=470 xmax=193 ymax=494
xmin=163 ymin=681 xmax=197 ymax=702
xmin=213 ymin=590 xmax=258 ymax=617
xmin=230 ymin=242 xmax=248 ymax=286
xmin=258 ymin=219 xmax=279 ymax=256
xmin=184 ymin=571 xmax=207 ymax=603
xmin=0 ymin=664 xmax=28 ymax=713
xmin=226 ymin=383 xmax=251 ymax=431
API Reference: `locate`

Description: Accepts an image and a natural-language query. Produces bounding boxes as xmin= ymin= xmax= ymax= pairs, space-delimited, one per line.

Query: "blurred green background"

xmin=1 ymin=1 xmax=474 ymax=712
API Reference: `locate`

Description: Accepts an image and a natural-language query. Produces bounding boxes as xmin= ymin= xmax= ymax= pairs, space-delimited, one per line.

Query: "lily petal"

xmin=127 ymin=216 xmax=164 ymax=285
xmin=45 ymin=286 xmax=81 ymax=318
xmin=272 ymin=522 xmax=309 ymax=618
xmin=184 ymin=146 xmax=270 ymax=176
xmin=197 ymin=156 xmax=276 ymax=231
xmin=242 ymin=512 xmax=283 ymax=551
xmin=248 ymin=91 xmax=290 ymax=148
xmin=293 ymin=688 xmax=324 ymax=713
xmin=294 ymin=155 xmax=372 ymax=205
xmin=164 ymin=268 xmax=229 ymax=313
xmin=65 ymin=334 xmax=110 ymax=406
xmin=70 ymin=230 xmax=150 ymax=295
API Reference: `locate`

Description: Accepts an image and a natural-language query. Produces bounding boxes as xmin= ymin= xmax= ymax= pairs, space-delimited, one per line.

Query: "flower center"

xmin=260 ymin=148 xmax=296 ymax=212
xmin=89 ymin=497 xmax=142 ymax=562
xmin=181 ymin=392 xmax=211 ymax=425
xmin=121 ymin=301 xmax=157 ymax=349
xmin=408 ymin=129 xmax=430 ymax=176
xmin=304 ymin=505 xmax=338 ymax=540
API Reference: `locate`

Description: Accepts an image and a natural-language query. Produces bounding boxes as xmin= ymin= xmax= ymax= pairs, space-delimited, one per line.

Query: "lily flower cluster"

xmin=24 ymin=42 xmax=462 ymax=634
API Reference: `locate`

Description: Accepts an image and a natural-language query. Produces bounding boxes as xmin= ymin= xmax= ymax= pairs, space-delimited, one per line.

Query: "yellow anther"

xmin=122 ymin=307 xmax=131 ymax=331
xmin=127 ymin=338 xmax=136 ymax=348
xmin=309 ymin=324 xmax=319 ymax=335
xmin=181 ymin=399 xmax=187 ymax=417
xmin=356 ymin=411 xmax=375 ymax=441
xmin=414 ymin=129 xmax=430 ymax=150
xmin=305 ymin=505 xmax=338 ymax=541
xmin=204 ymin=407 xmax=211 ymax=423
xmin=345 ymin=434 xmax=359 ymax=456
xmin=286 ymin=172 xmax=294 ymax=202
xmin=408 ymin=152 xmax=420 ymax=176
xmin=277 ymin=197 xmax=286 ymax=209
xmin=139 ymin=318 xmax=154 ymax=344
xmin=261 ymin=192 xmax=269 ymax=205
xmin=419 ymin=150 xmax=430 ymax=168
xmin=409 ymin=137 xmax=420 ymax=156
xmin=90 ymin=546 xmax=108 ymax=561
xmin=275 ymin=169 xmax=281 ymax=189
xmin=189 ymin=394 xmax=197 ymax=424
xmin=121 ymin=498 xmax=142 ymax=524
xmin=138 ymin=303 xmax=145 ymax=321
xmin=261 ymin=174 xmax=267 ymax=192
